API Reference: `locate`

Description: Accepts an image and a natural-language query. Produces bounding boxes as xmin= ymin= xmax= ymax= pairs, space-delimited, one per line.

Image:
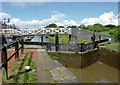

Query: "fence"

xmin=46 ymin=43 xmax=94 ymax=52
xmin=24 ymin=38 xmax=109 ymax=52
xmin=0 ymin=39 xmax=24 ymax=82
xmin=46 ymin=38 xmax=109 ymax=52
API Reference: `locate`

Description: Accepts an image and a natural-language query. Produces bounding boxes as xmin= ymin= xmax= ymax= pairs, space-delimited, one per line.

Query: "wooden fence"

xmin=0 ymin=39 xmax=24 ymax=82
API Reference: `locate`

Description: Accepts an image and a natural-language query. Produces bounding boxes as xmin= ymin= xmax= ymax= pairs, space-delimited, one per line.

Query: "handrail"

xmin=7 ymin=46 xmax=22 ymax=62
xmin=0 ymin=46 xmax=22 ymax=70
xmin=0 ymin=38 xmax=24 ymax=81
xmin=0 ymin=39 xmax=23 ymax=50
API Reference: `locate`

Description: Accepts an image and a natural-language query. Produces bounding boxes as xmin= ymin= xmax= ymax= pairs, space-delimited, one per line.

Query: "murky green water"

xmin=68 ymin=62 xmax=118 ymax=83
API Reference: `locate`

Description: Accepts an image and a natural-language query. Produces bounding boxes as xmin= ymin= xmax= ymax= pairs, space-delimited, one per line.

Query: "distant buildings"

xmin=0 ymin=21 xmax=18 ymax=30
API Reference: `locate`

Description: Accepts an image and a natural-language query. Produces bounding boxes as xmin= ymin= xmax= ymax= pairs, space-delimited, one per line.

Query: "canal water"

xmin=68 ymin=62 xmax=118 ymax=83
xmin=31 ymin=36 xmax=56 ymax=51
xmin=31 ymin=35 xmax=49 ymax=42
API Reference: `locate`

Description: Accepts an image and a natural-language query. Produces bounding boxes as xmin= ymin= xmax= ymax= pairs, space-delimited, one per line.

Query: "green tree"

xmin=78 ymin=24 xmax=87 ymax=30
xmin=87 ymin=23 xmax=108 ymax=32
xmin=104 ymin=24 xmax=116 ymax=29
xmin=93 ymin=23 xmax=103 ymax=28
xmin=12 ymin=24 xmax=16 ymax=27
xmin=45 ymin=23 xmax=57 ymax=28
xmin=58 ymin=26 xmax=64 ymax=28
xmin=109 ymin=26 xmax=120 ymax=41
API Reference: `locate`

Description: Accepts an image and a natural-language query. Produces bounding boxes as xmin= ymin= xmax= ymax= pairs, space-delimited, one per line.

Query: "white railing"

xmin=0 ymin=29 xmax=22 ymax=35
xmin=0 ymin=28 xmax=72 ymax=35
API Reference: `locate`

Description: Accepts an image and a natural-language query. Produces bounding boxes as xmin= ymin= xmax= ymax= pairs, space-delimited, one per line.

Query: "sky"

xmin=0 ymin=2 xmax=118 ymax=28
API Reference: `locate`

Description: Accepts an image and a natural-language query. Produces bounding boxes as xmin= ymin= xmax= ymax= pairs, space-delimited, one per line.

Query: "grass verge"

xmin=7 ymin=53 xmax=37 ymax=83
xmin=98 ymin=41 xmax=120 ymax=51
xmin=74 ymin=40 xmax=91 ymax=43
xmin=48 ymin=35 xmax=69 ymax=44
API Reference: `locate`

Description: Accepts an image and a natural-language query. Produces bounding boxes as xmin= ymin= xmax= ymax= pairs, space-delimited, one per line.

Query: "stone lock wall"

xmin=48 ymin=49 xmax=98 ymax=69
xmin=48 ymin=47 xmax=119 ymax=69
xmin=70 ymin=28 xmax=114 ymax=42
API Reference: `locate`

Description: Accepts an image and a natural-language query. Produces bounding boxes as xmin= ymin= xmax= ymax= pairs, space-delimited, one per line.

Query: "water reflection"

xmin=68 ymin=62 xmax=118 ymax=83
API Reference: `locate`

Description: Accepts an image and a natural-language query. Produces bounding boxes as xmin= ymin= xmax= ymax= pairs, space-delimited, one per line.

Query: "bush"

xmin=52 ymin=56 xmax=58 ymax=60
xmin=75 ymin=49 xmax=79 ymax=54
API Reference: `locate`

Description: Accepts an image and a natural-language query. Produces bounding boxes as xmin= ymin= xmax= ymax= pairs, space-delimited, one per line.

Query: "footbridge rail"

xmin=0 ymin=28 xmax=72 ymax=35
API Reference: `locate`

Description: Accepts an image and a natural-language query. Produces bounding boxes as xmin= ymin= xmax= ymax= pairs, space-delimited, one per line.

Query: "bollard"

xmin=69 ymin=35 xmax=71 ymax=42
xmin=41 ymin=35 xmax=43 ymax=46
xmin=84 ymin=40 xmax=85 ymax=44
xmin=55 ymin=34 xmax=59 ymax=51
xmin=81 ymin=43 xmax=84 ymax=52
xmin=99 ymin=35 xmax=101 ymax=43
xmin=92 ymin=32 xmax=96 ymax=49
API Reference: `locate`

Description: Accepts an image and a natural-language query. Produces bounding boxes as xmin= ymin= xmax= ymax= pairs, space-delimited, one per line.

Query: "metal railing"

xmin=0 ymin=28 xmax=72 ymax=35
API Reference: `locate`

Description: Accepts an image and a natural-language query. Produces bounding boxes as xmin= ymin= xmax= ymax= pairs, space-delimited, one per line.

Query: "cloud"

xmin=81 ymin=12 xmax=118 ymax=26
xmin=9 ymin=12 xmax=66 ymax=28
xmin=0 ymin=12 xmax=11 ymax=20
xmin=0 ymin=11 xmax=118 ymax=28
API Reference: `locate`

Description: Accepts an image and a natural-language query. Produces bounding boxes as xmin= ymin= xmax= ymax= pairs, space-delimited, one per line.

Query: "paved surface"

xmin=32 ymin=49 xmax=52 ymax=83
xmin=0 ymin=45 xmax=81 ymax=83
xmin=24 ymin=45 xmax=43 ymax=49
xmin=33 ymin=49 xmax=81 ymax=83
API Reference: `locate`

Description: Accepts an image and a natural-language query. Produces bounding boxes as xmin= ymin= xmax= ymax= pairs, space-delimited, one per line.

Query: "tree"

xmin=93 ymin=23 xmax=103 ymax=28
xmin=45 ymin=23 xmax=57 ymax=28
xmin=87 ymin=23 xmax=108 ymax=32
xmin=12 ymin=24 xmax=16 ymax=27
xmin=58 ymin=26 xmax=64 ymax=28
xmin=78 ymin=24 xmax=87 ymax=30
xmin=104 ymin=24 xmax=116 ymax=29
xmin=109 ymin=26 xmax=120 ymax=41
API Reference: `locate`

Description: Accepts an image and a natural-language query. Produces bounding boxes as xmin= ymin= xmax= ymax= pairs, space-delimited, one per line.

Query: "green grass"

xmin=1 ymin=68 xmax=7 ymax=82
xmin=98 ymin=41 xmax=120 ymax=51
xmin=106 ymin=45 xmax=120 ymax=51
xmin=75 ymin=49 xmax=79 ymax=54
xmin=100 ymin=29 xmax=115 ymax=35
xmin=48 ymin=35 xmax=69 ymax=43
xmin=59 ymin=35 xmax=69 ymax=43
xmin=8 ymin=53 xmax=37 ymax=83
xmin=74 ymin=40 xmax=91 ymax=43
xmin=100 ymin=31 xmax=110 ymax=34
xmin=98 ymin=41 xmax=119 ymax=46
xmin=51 ymin=56 xmax=58 ymax=60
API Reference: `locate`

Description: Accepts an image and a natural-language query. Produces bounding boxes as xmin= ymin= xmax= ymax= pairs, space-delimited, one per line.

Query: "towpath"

xmin=31 ymin=47 xmax=81 ymax=83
